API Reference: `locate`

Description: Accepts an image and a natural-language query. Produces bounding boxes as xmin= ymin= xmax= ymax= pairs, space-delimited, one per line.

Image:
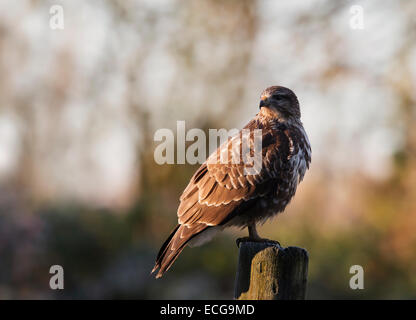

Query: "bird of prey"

xmin=152 ymin=86 xmax=311 ymax=278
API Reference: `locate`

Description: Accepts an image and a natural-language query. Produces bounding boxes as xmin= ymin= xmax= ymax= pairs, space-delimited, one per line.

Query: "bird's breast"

xmin=257 ymin=125 xmax=311 ymax=223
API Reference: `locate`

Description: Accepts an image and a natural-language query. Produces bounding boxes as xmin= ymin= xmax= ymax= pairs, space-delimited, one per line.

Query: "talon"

xmin=236 ymin=237 xmax=251 ymax=248
xmin=236 ymin=237 xmax=281 ymax=248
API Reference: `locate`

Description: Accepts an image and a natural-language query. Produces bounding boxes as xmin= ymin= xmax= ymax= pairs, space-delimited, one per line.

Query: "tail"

xmin=152 ymin=223 xmax=208 ymax=278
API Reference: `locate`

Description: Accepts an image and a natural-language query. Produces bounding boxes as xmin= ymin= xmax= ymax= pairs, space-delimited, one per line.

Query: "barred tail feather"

xmin=152 ymin=224 xmax=208 ymax=278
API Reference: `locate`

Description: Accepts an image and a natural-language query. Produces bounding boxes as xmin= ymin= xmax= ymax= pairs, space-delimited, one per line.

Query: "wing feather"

xmin=177 ymin=126 xmax=284 ymax=226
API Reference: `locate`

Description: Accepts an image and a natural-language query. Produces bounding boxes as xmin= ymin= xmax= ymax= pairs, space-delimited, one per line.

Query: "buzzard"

xmin=152 ymin=86 xmax=311 ymax=278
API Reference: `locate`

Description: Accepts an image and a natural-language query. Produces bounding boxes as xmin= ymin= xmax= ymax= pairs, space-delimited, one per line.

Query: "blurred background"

xmin=0 ymin=0 xmax=415 ymax=299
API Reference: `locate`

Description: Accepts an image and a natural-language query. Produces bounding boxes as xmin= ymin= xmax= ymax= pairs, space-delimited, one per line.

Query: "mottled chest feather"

xmin=233 ymin=119 xmax=311 ymax=226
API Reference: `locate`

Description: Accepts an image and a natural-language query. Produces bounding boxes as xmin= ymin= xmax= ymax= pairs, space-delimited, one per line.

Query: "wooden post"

xmin=234 ymin=241 xmax=308 ymax=300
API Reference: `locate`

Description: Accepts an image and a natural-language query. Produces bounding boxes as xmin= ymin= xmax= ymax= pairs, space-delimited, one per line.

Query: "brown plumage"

xmin=152 ymin=86 xmax=311 ymax=278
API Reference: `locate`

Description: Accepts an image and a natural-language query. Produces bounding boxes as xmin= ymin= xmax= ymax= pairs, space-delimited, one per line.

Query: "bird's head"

xmin=259 ymin=86 xmax=301 ymax=121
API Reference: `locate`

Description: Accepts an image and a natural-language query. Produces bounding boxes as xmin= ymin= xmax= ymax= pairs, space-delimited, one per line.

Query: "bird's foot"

xmin=236 ymin=237 xmax=281 ymax=248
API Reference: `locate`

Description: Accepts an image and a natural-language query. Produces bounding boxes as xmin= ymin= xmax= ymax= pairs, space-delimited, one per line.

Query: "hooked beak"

xmin=259 ymin=98 xmax=268 ymax=109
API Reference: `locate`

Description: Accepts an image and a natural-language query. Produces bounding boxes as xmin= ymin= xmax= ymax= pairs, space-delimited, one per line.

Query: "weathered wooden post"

xmin=234 ymin=241 xmax=308 ymax=300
